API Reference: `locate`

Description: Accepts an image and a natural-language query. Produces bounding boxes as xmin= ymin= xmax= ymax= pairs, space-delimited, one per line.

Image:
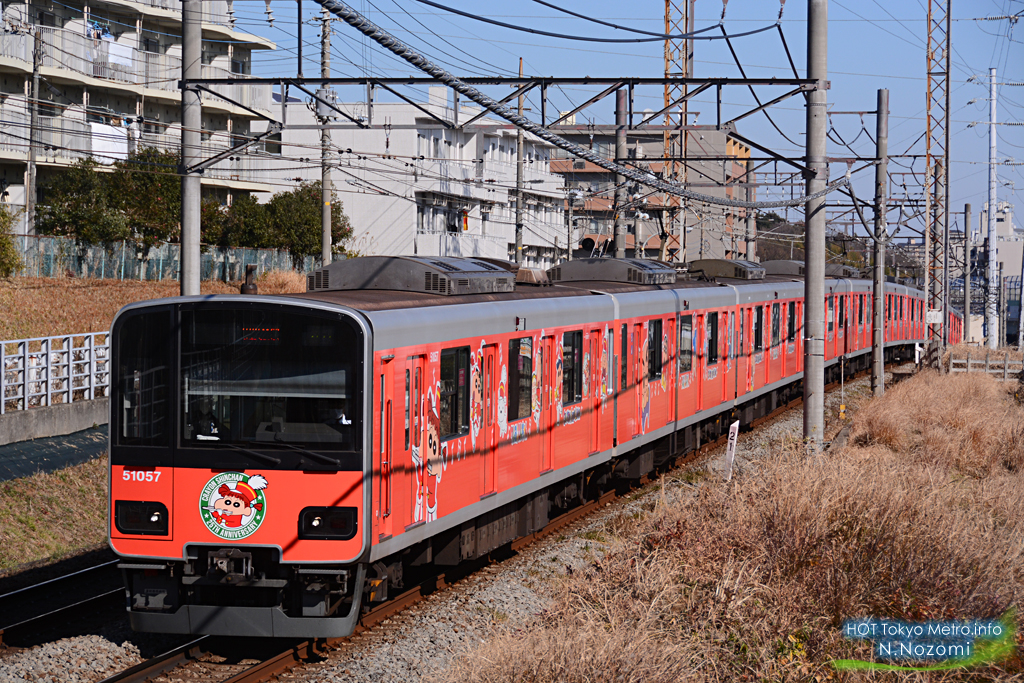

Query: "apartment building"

xmin=256 ymin=87 xmax=566 ymax=266
xmin=0 ymin=0 xmax=274 ymax=228
xmin=550 ymin=128 xmax=753 ymax=261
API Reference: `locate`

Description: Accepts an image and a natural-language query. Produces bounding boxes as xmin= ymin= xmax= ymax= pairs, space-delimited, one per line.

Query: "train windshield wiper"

xmin=269 ymin=440 xmax=341 ymax=467
xmin=218 ymin=442 xmax=282 ymax=466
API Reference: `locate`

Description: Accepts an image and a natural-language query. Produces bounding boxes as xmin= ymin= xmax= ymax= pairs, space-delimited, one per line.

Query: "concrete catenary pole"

xmin=613 ymin=89 xmax=627 ymax=259
xmin=871 ymin=88 xmax=888 ymax=397
xmin=987 ymin=67 xmax=998 ymax=349
xmin=516 ymin=58 xmax=524 ymax=264
xmin=180 ymin=0 xmax=202 ymax=296
xmin=745 ymin=159 xmax=756 ymax=261
xmin=26 ymin=29 xmax=41 ymax=235
xmin=803 ymin=0 xmax=828 ymax=446
xmin=964 ymin=203 xmax=971 ymax=342
xmin=320 ymin=9 xmax=333 ymax=266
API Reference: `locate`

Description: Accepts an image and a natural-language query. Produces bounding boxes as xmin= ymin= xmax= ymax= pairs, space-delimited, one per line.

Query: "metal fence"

xmin=1 ymin=333 xmax=109 ymax=414
xmin=11 ymin=234 xmax=320 ymax=281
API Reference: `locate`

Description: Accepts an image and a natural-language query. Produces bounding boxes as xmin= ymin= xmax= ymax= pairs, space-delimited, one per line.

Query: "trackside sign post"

xmin=724 ymin=420 xmax=740 ymax=481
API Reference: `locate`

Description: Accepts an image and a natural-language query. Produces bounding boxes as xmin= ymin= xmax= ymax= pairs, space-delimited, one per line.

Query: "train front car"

xmin=109 ymin=298 xmax=369 ymax=637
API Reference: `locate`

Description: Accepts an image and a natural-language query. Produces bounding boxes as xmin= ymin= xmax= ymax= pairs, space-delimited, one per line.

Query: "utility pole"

xmin=871 ymin=89 xmax=888 ymax=397
xmin=964 ymin=203 xmax=971 ymax=342
xmin=566 ymin=191 xmax=573 ymax=261
xmin=320 ymin=9 xmax=333 ymax=266
xmin=745 ymin=158 xmax=756 ymax=261
xmin=26 ymin=29 xmax=41 ymax=235
xmin=803 ymin=0 xmax=828 ymax=447
xmin=986 ymin=67 xmax=998 ymax=349
xmin=999 ymin=262 xmax=1005 ymax=347
xmin=613 ymin=89 xmax=627 ymax=259
xmin=180 ymin=0 xmax=202 ymax=295
xmin=514 ymin=58 xmax=524 ymax=265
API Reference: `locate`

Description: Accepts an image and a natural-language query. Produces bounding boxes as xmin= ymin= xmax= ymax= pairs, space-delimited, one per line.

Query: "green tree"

xmin=201 ymin=197 xmax=227 ymax=247
xmin=221 ymin=194 xmax=274 ymax=248
xmin=36 ymin=158 xmax=130 ymax=246
xmin=0 ymin=204 xmax=23 ymax=277
xmin=107 ymin=147 xmax=181 ymax=249
xmin=267 ymin=181 xmax=352 ymax=264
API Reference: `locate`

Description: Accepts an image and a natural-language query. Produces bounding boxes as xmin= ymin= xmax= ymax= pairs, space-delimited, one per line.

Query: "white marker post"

xmin=724 ymin=420 xmax=741 ymax=481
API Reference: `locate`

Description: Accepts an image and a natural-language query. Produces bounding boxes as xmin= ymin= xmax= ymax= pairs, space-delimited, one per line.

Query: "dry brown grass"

xmin=257 ymin=269 xmax=307 ymax=294
xmin=0 ymin=271 xmax=307 ymax=341
xmin=0 ymin=458 xmax=108 ymax=573
xmin=944 ymin=343 xmax=1024 ymax=363
xmin=440 ymin=372 xmax=1024 ymax=682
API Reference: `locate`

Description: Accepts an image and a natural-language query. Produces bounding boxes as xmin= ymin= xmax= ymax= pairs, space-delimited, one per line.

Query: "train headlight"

xmin=115 ymin=501 xmax=170 ymax=536
xmin=298 ymin=506 xmax=357 ymax=540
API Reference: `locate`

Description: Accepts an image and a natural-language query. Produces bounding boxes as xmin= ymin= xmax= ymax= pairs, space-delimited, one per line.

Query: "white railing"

xmin=40 ymin=26 xmax=137 ymax=85
xmin=38 ymin=116 xmax=92 ymax=163
xmin=0 ymin=30 xmax=31 ymax=64
xmin=0 ymin=104 xmax=28 ymax=154
xmin=201 ymin=64 xmax=270 ymax=113
xmin=2 ymin=332 xmax=110 ymax=414
xmin=141 ymin=50 xmax=181 ymax=92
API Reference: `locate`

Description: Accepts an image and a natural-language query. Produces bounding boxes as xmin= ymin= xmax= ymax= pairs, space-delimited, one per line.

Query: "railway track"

xmin=0 ymin=557 xmax=123 ymax=648
xmin=8 ymin=364 xmax=895 ymax=682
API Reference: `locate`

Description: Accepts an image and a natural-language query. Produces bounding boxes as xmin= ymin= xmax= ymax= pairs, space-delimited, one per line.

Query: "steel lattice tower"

xmin=924 ymin=0 xmax=951 ymax=350
xmin=664 ymin=0 xmax=693 ymax=259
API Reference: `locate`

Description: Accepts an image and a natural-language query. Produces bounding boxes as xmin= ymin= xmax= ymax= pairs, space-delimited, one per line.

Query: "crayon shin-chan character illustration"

xmin=411 ymin=389 xmax=443 ymax=523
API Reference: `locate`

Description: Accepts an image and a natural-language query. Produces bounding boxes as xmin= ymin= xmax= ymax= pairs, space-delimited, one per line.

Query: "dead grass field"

xmin=0 ymin=271 xmax=307 ymax=340
xmin=441 ymin=371 xmax=1024 ymax=682
xmin=0 ymin=458 xmax=108 ymax=573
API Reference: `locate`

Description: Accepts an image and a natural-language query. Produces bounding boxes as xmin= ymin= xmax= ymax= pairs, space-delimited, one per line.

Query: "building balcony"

xmin=0 ymin=27 xmax=271 ymax=116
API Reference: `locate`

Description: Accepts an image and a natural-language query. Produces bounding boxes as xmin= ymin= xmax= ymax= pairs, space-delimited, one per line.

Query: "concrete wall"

xmin=0 ymin=398 xmax=108 ymax=447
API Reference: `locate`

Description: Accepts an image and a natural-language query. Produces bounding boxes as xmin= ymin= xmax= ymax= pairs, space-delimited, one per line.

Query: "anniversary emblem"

xmin=199 ymin=472 xmax=268 ymax=540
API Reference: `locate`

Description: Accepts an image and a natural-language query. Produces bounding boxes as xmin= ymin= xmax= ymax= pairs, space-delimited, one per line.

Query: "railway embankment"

xmin=440 ymin=369 xmax=1024 ymax=682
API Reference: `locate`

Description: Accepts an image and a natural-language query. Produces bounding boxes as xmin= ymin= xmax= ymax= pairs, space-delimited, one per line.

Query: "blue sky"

xmin=232 ymin=0 xmax=1023 ymax=237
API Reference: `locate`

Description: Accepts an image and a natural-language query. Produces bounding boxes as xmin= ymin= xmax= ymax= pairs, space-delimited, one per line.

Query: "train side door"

xmin=589 ymin=330 xmax=602 ymax=454
xmin=403 ymin=355 xmax=425 ymax=528
xmin=540 ymin=335 xmax=555 ymax=472
xmin=632 ymin=322 xmax=643 ymax=438
xmin=482 ymin=345 xmax=497 ymax=494
xmin=377 ymin=357 xmax=395 ymax=540
xmin=665 ymin=317 xmax=676 ymax=426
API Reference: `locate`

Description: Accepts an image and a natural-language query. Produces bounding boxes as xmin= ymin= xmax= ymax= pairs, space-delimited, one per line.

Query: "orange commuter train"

xmin=108 ymin=256 xmax=960 ymax=637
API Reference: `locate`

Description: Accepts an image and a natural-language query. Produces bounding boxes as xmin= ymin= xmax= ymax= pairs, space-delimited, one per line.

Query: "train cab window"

xmin=754 ymin=306 xmax=764 ymax=352
xmin=679 ymin=315 xmax=693 ymax=372
xmin=827 ymin=297 xmax=834 ymax=333
xmin=787 ymin=301 xmax=796 ymax=342
xmin=177 ymin=306 xmax=364 ymax=459
xmin=114 ymin=308 xmax=172 ymax=447
xmin=648 ymin=319 xmax=663 ymax=380
xmin=707 ymin=312 xmax=719 ymax=365
xmin=508 ymin=337 xmax=533 ymax=421
xmin=440 ymin=347 xmax=470 ymax=438
xmin=562 ymin=330 xmax=583 ymax=405
xmin=771 ymin=303 xmax=781 ymax=348
xmin=621 ymin=324 xmax=628 ymax=392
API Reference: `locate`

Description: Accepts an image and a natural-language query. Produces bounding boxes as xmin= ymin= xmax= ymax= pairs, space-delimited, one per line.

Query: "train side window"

xmin=679 ymin=315 xmax=693 ymax=372
xmin=707 ymin=312 xmax=719 ymax=365
xmin=439 ymin=347 xmax=470 ymax=438
xmin=754 ymin=306 xmax=763 ymax=352
xmin=648 ymin=319 xmax=663 ymax=380
xmin=738 ymin=309 xmax=745 ymax=350
xmin=508 ymin=337 xmax=533 ymax=421
xmin=910 ymin=298 xmax=915 ymax=321
xmin=787 ymin=301 xmax=796 ymax=342
xmin=771 ymin=303 xmax=781 ymax=347
xmin=858 ymin=295 xmax=864 ymax=325
xmin=827 ymin=297 xmax=834 ymax=333
xmin=562 ymin=330 xmax=583 ymax=405
xmin=404 ymin=370 xmax=410 ymax=450
xmin=620 ymin=324 xmax=628 ymax=392
xmin=838 ymin=296 xmax=845 ymax=328
xmin=900 ymin=297 xmax=904 ymax=320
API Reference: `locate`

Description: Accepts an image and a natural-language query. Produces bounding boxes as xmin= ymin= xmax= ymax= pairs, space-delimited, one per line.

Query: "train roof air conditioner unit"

xmin=306 ymin=256 xmax=516 ymax=296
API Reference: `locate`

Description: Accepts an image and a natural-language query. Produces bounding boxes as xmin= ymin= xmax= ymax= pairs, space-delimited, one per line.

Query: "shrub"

xmin=0 ymin=204 xmax=23 ymax=277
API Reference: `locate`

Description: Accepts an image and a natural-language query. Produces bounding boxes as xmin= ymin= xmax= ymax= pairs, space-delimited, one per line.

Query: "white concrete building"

xmin=0 ymin=0 xmax=275 ymax=228
xmin=257 ymin=87 xmax=566 ymax=266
